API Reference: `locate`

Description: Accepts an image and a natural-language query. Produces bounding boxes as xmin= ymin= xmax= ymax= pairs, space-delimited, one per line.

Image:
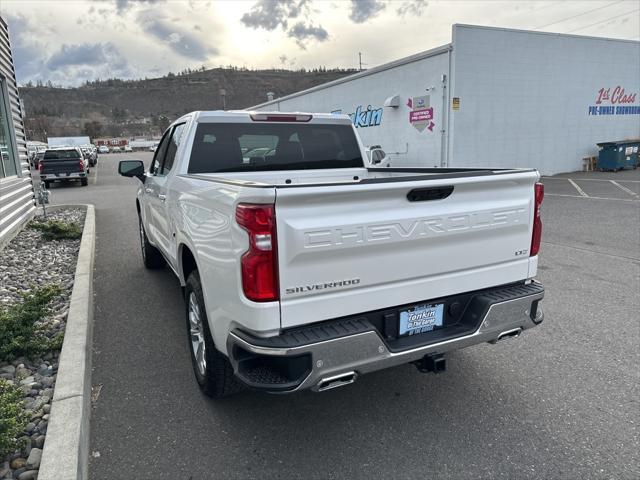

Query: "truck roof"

xmin=176 ymin=110 xmax=353 ymax=125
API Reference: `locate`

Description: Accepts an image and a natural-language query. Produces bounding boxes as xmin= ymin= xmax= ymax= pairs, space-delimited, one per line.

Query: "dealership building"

xmin=252 ymin=25 xmax=640 ymax=175
xmin=0 ymin=16 xmax=35 ymax=248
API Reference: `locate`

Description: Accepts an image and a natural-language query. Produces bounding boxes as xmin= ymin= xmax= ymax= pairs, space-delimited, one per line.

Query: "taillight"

xmin=38 ymin=162 xmax=43 ymax=173
xmin=79 ymin=159 xmax=85 ymax=171
xmin=235 ymin=203 xmax=279 ymax=302
xmin=530 ymin=182 xmax=544 ymax=256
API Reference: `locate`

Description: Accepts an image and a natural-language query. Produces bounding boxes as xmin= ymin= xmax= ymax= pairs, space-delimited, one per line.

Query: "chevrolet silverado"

xmin=118 ymin=111 xmax=545 ymax=398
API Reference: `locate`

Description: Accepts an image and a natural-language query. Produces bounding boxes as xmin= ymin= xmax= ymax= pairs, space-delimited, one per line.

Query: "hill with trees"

xmin=20 ymin=66 xmax=358 ymax=141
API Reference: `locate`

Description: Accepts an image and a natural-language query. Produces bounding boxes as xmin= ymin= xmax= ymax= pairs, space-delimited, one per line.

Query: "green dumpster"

xmin=597 ymin=139 xmax=640 ymax=171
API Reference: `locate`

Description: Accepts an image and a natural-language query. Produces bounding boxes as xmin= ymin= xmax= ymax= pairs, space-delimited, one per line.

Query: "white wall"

xmin=449 ymin=25 xmax=640 ymax=175
xmin=253 ymin=25 xmax=639 ymax=175
xmin=254 ymin=50 xmax=450 ymax=167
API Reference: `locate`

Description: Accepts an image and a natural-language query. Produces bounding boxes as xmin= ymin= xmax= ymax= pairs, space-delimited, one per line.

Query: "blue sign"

xmin=349 ymin=105 xmax=383 ymax=128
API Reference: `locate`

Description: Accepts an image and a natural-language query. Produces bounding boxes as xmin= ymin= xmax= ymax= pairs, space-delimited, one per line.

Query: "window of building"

xmin=0 ymin=79 xmax=18 ymax=178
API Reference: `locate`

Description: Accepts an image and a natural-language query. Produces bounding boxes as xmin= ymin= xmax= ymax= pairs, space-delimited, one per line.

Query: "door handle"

xmin=145 ymin=188 xmax=153 ymax=194
xmin=158 ymin=194 xmax=166 ymax=201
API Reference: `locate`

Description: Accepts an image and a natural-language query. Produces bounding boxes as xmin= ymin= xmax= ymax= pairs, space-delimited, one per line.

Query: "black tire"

xmin=81 ymin=177 xmax=88 ymax=186
xmin=185 ymin=271 xmax=244 ymax=398
xmin=43 ymin=181 xmax=50 ymax=189
xmin=138 ymin=216 xmax=165 ymax=269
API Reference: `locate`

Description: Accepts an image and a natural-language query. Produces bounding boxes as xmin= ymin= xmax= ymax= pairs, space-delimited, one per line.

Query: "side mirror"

xmin=118 ymin=160 xmax=145 ymax=182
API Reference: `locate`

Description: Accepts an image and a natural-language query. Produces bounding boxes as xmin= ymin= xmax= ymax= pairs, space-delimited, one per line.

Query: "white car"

xmin=124 ymin=145 xmax=133 ymax=152
xmin=98 ymin=145 xmax=109 ymax=154
xmin=119 ymin=110 xmax=545 ymax=398
xmin=112 ymin=146 xmax=122 ymax=153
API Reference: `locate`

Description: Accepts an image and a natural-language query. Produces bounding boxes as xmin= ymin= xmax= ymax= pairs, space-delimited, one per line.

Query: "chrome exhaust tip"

xmin=494 ymin=328 xmax=523 ymax=343
xmin=317 ymin=371 xmax=357 ymax=392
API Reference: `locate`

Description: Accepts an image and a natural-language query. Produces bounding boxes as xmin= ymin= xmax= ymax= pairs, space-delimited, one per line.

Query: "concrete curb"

xmin=38 ymin=204 xmax=95 ymax=480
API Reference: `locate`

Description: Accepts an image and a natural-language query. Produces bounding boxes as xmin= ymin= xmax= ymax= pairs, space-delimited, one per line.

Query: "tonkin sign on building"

xmin=332 ymin=105 xmax=384 ymax=128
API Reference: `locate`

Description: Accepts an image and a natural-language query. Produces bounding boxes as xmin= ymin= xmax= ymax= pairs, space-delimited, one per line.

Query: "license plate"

xmin=399 ymin=303 xmax=444 ymax=336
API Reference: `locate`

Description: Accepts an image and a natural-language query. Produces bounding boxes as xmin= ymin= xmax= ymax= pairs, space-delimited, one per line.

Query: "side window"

xmin=159 ymin=123 xmax=185 ymax=175
xmin=150 ymin=128 xmax=172 ymax=175
xmin=0 ymin=79 xmax=18 ymax=178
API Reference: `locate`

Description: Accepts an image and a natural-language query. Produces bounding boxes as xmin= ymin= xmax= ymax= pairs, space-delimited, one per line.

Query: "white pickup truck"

xmin=119 ymin=111 xmax=545 ymax=398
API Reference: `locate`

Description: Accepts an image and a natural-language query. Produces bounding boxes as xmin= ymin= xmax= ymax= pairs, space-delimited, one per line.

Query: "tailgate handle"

xmin=407 ymin=186 xmax=454 ymax=202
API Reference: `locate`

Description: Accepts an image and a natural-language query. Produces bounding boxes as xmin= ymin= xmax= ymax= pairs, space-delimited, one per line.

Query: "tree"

xmin=24 ymin=115 xmax=51 ymax=142
xmin=111 ymin=107 xmax=127 ymax=123
xmin=157 ymin=115 xmax=170 ymax=133
xmin=152 ymin=115 xmax=170 ymax=133
xmin=83 ymin=120 xmax=103 ymax=140
xmin=106 ymin=123 xmax=122 ymax=137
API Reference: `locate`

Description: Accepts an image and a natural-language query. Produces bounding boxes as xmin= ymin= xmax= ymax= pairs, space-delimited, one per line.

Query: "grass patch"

xmin=0 ymin=379 xmax=29 ymax=458
xmin=30 ymin=219 xmax=82 ymax=241
xmin=0 ymin=285 xmax=63 ymax=362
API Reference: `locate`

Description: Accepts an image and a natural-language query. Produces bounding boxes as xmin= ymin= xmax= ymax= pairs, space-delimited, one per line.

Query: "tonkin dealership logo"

xmin=331 ymin=105 xmax=383 ymax=128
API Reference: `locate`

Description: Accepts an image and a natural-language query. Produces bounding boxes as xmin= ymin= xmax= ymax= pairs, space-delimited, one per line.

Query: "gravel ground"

xmin=0 ymin=208 xmax=85 ymax=480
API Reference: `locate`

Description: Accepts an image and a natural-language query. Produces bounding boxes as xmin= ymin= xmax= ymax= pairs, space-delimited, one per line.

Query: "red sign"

xmin=596 ymin=86 xmax=637 ymax=105
xmin=94 ymin=138 xmax=129 ymax=147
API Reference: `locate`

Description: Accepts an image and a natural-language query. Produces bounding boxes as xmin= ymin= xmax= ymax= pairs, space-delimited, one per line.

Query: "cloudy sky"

xmin=2 ymin=0 xmax=639 ymax=86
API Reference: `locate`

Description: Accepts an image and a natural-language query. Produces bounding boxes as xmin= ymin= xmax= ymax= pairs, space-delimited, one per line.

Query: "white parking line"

xmin=609 ymin=180 xmax=638 ymax=198
xmin=542 ymin=178 xmax=640 ymax=183
xmin=93 ymin=162 xmax=99 ymax=185
xmin=571 ymin=178 xmax=640 ymax=183
xmin=567 ymin=179 xmax=588 ymax=197
xmin=546 ymin=193 xmax=639 ymax=203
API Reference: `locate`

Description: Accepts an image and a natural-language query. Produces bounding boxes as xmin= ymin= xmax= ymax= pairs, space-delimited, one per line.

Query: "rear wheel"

xmin=43 ymin=181 xmax=50 ymax=189
xmin=185 ymin=271 xmax=244 ymax=398
xmin=81 ymin=177 xmax=88 ymax=186
xmin=138 ymin=216 xmax=165 ymax=269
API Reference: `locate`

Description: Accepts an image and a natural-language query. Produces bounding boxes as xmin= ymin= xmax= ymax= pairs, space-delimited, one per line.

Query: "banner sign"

xmin=407 ymin=96 xmax=435 ymax=132
xmin=588 ymin=86 xmax=639 ymax=116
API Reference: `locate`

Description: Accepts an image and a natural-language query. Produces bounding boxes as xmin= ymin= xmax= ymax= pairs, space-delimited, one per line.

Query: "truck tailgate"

xmin=41 ymin=159 xmax=81 ymax=174
xmin=275 ymin=171 xmax=539 ymax=328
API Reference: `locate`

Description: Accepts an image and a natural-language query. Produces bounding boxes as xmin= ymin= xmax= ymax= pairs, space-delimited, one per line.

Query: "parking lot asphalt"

xmin=46 ymin=155 xmax=639 ymax=480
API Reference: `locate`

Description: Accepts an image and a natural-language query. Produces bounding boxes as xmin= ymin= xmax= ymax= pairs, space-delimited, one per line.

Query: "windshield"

xmin=188 ymin=122 xmax=363 ymax=173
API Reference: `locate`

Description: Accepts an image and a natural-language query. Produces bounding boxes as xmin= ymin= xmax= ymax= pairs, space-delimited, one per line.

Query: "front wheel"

xmin=185 ymin=271 xmax=244 ymax=398
xmin=138 ymin=216 xmax=165 ymax=269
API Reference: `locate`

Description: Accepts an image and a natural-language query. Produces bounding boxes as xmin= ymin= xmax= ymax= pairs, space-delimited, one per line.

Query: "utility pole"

xmin=358 ymin=52 xmax=367 ymax=71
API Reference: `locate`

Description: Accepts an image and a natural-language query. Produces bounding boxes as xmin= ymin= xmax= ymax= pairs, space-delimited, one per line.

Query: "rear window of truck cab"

xmin=43 ymin=149 xmax=81 ymax=160
xmin=188 ymin=123 xmax=363 ymax=173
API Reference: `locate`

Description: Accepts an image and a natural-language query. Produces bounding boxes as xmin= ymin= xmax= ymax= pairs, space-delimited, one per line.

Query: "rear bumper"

xmin=227 ymin=281 xmax=544 ymax=393
xmin=40 ymin=172 xmax=86 ymax=180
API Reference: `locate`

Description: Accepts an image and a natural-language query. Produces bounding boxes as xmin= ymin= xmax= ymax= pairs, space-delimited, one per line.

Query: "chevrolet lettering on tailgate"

xmin=303 ymin=208 xmax=528 ymax=249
